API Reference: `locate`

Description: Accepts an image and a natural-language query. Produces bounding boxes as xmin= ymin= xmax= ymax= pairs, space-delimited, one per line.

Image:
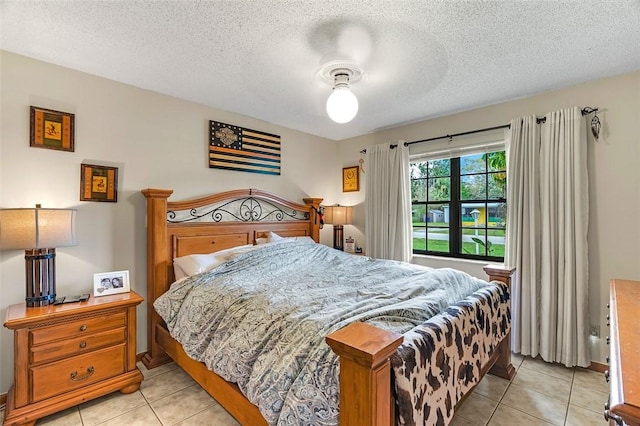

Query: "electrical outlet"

xmin=589 ymin=324 xmax=600 ymax=337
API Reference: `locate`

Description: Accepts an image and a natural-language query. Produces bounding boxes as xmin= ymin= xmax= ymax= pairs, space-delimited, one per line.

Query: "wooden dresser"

xmin=3 ymin=291 xmax=144 ymax=426
xmin=606 ymin=279 xmax=640 ymax=426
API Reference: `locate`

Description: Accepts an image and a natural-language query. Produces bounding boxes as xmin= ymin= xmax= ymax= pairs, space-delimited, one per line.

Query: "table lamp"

xmin=0 ymin=205 xmax=77 ymax=307
xmin=323 ymin=205 xmax=353 ymax=250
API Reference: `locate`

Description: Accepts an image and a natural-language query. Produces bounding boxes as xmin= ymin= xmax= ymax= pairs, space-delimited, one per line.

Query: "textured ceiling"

xmin=2 ymin=1 xmax=640 ymax=141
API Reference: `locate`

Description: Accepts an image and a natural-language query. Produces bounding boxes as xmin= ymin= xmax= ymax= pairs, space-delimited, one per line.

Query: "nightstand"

xmin=3 ymin=291 xmax=144 ymax=426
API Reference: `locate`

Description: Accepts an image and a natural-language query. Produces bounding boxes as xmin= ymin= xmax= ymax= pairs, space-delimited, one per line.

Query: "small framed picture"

xmin=30 ymin=106 xmax=75 ymax=152
xmin=93 ymin=270 xmax=130 ymax=297
xmin=344 ymin=236 xmax=355 ymax=253
xmin=80 ymin=163 xmax=118 ymax=202
xmin=342 ymin=166 xmax=360 ymax=192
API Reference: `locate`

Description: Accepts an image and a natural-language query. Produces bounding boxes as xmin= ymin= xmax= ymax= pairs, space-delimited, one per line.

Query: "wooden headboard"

xmin=141 ymin=188 xmax=322 ymax=368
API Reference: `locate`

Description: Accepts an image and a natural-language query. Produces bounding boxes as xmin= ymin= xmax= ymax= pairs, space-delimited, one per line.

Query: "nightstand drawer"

xmin=31 ymin=327 xmax=126 ymax=364
xmin=30 ymin=311 xmax=126 ymax=345
xmin=31 ymin=344 xmax=126 ymax=402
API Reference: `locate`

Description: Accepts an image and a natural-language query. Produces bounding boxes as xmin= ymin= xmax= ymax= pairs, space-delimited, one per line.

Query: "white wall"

xmin=338 ymin=70 xmax=640 ymax=364
xmin=0 ymin=51 xmax=341 ymax=393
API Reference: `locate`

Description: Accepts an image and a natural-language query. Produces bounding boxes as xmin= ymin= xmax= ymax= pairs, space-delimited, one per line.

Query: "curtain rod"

xmin=359 ymin=107 xmax=598 ymax=154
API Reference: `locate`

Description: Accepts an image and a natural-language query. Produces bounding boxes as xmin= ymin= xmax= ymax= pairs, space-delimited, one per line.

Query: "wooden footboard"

xmin=141 ymin=188 xmax=515 ymax=426
xmin=326 ymin=264 xmax=515 ymax=426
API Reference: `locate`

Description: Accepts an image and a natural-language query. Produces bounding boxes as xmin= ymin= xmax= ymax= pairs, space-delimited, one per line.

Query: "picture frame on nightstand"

xmin=93 ymin=270 xmax=130 ymax=297
xmin=344 ymin=236 xmax=355 ymax=253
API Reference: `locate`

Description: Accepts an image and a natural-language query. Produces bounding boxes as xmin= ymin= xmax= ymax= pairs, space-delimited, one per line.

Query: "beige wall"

xmin=0 ymin=51 xmax=342 ymax=393
xmin=338 ymin=70 xmax=640 ymax=364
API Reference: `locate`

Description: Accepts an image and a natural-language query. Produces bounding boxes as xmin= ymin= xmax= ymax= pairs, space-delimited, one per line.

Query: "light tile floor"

xmin=0 ymin=354 xmax=607 ymax=425
xmin=452 ymin=353 xmax=608 ymax=426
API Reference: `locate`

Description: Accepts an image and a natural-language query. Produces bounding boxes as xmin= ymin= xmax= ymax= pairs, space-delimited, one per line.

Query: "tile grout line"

xmin=484 ymin=385 xmax=508 ymax=426
xmin=88 ymin=393 xmax=147 ymax=426
xmin=492 ymin=361 xmax=575 ymax=426
xmin=137 ymin=378 xmax=164 ymax=426
xmin=563 ymin=373 xmax=576 ymax=426
xmin=499 ymin=381 xmax=570 ymax=425
xmin=77 ymin=406 xmax=85 ymax=426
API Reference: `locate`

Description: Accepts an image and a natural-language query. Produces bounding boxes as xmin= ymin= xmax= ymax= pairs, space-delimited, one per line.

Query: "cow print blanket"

xmin=391 ymin=281 xmax=510 ymax=426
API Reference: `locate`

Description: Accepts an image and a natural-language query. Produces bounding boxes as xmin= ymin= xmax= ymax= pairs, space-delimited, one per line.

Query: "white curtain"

xmin=365 ymin=142 xmax=412 ymax=262
xmin=506 ymin=107 xmax=590 ymax=367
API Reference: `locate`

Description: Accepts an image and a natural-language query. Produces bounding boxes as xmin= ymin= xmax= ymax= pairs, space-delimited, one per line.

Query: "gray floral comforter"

xmin=154 ymin=241 xmax=493 ymax=425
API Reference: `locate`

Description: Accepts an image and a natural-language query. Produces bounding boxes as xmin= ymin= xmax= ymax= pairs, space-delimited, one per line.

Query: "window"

xmin=410 ymin=151 xmax=506 ymax=261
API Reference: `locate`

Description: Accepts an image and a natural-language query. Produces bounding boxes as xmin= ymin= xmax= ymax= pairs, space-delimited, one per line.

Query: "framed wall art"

xmin=342 ymin=166 xmax=360 ymax=192
xmin=80 ymin=163 xmax=118 ymax=202
xmin=93 ymin=270 xmax=130 ymax=297
xmin=30 ymin=106 xmax=75 ymax=152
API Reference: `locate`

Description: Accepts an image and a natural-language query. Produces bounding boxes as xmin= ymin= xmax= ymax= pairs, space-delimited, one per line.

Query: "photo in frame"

xmin=80 ymin=163 xmax=118 ymax=202
xmin=344 ymin=236 xmax=356 ymax=253
xmin=342 ymin=166 xmax=360 ymax=192
xmin=93 ymin=270 xmax=130 ymax=297
xmin=30 ymin=106 xmax=75 ymax=152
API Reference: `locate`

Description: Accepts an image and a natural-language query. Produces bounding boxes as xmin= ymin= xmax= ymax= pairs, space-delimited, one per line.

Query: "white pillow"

xmin=293 ymin=235 xmax=316 ymax=244
xmin=255 ymin=231 xmax=285 ymax=245
xmin=173 ymin=264 xmax=189 ymax=281
xmin=270 ymin=232 xmax=316 ymax=244
xmin=254 ymin=232 xmax=316 ymax=247
xmin=268 ymin=231 xmax=286 ymax=242
xmin=173 ymin=244 xmax=254 ymax=277
xmin=289 ymin=236 xmax=316 ymax=244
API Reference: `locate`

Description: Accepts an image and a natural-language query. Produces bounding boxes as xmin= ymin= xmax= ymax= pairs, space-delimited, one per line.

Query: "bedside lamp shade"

xmin=323 ymin=205 xmax=353 ymax=250
xmin=0 ymin=208 xmax=77 ymax=249
xmin=0 ymin=206 xmax=77 ymax=307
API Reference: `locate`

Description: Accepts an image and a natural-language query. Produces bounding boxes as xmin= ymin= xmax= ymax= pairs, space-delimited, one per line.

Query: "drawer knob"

xmin=79 ymin=341 xmax=87 ymax=349
xmin=79 ymin=324 xmax=87 ymax=332
xmin=70 ymin=366 xmax=94 ymax=381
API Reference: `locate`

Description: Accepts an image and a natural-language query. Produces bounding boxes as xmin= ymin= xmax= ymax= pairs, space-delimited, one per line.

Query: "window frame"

xmin=410 ymin=152 xmax=506 ymax=262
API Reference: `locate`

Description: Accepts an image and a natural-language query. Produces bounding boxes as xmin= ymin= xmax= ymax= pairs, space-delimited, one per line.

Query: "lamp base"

xmin=25 ymin=248 xmax=56 ymax=307
xmin=332 ymin=225 xmax=345 ymax=251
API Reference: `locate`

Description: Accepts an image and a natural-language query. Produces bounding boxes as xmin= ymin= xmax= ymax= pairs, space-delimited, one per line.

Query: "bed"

xmin=141 ymin=188 xmax=515 ymax=426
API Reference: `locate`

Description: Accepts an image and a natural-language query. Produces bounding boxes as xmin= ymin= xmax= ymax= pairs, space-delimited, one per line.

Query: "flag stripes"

xmin=209 ymin=121 xmax=281 ymax=175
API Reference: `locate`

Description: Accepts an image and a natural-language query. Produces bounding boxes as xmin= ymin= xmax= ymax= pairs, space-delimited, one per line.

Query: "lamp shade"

xmin=323 ymin=205 xmax=353 ymax=226
xmin=0 ymin=208 xmax=77 ymax=250
xmin=326 ymin=87 xmax=359 ymax=124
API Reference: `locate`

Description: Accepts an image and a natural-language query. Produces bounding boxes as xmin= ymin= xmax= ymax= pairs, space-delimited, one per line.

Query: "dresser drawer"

xmin=30 ymin=312 xmax=126 ymax=345
xmin=31 ymin=327 xmax=126 ymax=364
xmin=30 ymin=344 xmax=126 ymax=402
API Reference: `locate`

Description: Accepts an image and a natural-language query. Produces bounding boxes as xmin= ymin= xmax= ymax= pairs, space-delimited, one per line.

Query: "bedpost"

xmin=141 ymin=188 xmax=174 ymax=369
xmin=483 ymin=265 xmax=516 ymax=380
xmin=302 ymin=197 xmax=323 ymax=243
xmin=326 ymin=322 xmax=403 ymax=426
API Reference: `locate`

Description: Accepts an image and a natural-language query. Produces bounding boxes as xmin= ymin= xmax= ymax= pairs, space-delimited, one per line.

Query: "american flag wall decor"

xmin=209 ymin=121 xmax=281 ymax=175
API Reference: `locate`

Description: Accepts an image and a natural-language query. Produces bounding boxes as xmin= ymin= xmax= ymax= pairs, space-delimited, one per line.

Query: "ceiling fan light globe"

xmin=326 ymin=87 xmax=358 ymax=124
